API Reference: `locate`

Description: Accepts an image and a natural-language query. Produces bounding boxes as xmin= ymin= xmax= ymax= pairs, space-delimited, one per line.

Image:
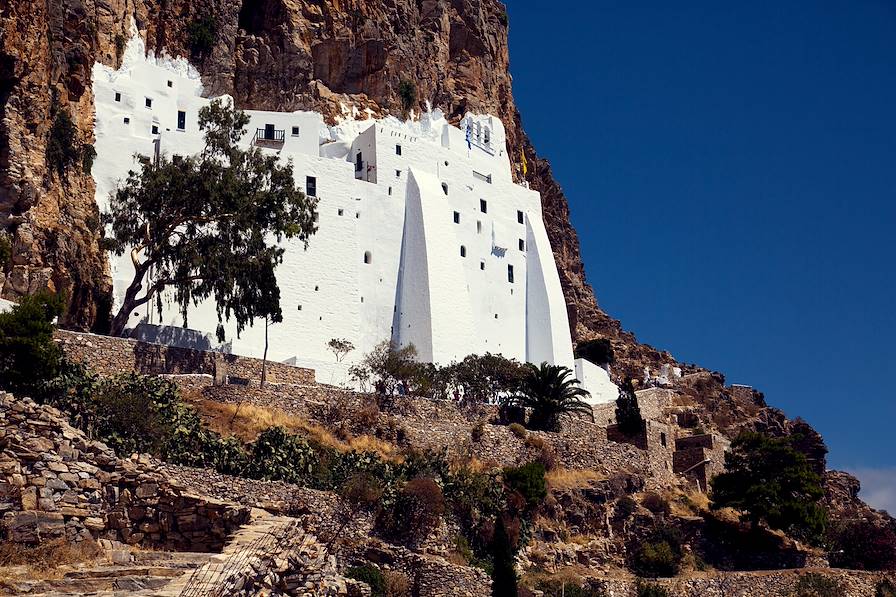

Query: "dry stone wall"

xmin=56 ymin=329 xmax=315 ymax=385
xmin=0 ymin=392 xmax=249 ymax=550
xmin=592 ymin=569 xmax=894 ymax=597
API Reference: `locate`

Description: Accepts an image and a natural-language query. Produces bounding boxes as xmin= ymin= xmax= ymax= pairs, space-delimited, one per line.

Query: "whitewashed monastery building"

xmin=90 ymin=33 xmax=618 ymax=403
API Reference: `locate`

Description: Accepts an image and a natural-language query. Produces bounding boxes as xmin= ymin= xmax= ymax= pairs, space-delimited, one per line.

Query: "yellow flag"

xmin=520 ymin=147 xmax=528 ymax=176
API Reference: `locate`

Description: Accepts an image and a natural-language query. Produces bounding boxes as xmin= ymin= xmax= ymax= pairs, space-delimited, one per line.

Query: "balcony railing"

xmin=253 ymin=128 xmax=285 ymax=148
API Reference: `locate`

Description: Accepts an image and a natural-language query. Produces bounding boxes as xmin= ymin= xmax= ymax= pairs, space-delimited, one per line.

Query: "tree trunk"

xmin=261 ymin=316 xmax=269 ymax=387
xmin=109 ymin=265 xmax=149 ymax=337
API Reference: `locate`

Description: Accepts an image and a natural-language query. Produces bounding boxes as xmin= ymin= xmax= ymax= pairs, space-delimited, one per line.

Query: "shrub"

xmin=615 ymin=496 xmax=638 ymax=519
xmin=878 ymin=579 xmax=896 ymax=597
xmin=377 ymin=476 xmax=445 ymax=544
xmin=398 ymin=80 xmax=416 ymax=113
xmin=81 ymin=144 xmax=97 ymax=174
xmin=0 ymin=233 xmax=11 ymax=269
xmin=0 ymin=292 xmax=65 ymax=396
xmin=641 ymin=492 xmax=670 ymax=516
xmin=630 ymin=526 xmax=684 ymax=578
xmin=574 ymin=338 xmax=614 ymax=366
xmin=536 ymin=575 xmax=607 ymax=597
xmin=503 ymin=363 xmax=593 ymax=432
xmin=509 ymin=422 xmax=527 ymax=438
xmin=47 ymin=109 xmax=81 ymax=174
xmin=187 ymin=16 xmax=218 ymax=57
xmin=636 ymin=581 xmax=669 ymax=597
xmin=436 ymin=353 xmax=526 ymax=403
xmin=245 ymin=426 xmax=321 ymax=485
xmin=789 ymin=573 xmax=842 ymax=597
xmin=383 ymin=570 xmax=411 ymax=597
xmin=114 ymin=34 xmax=126 ymax=63
xmin=345 ymin=564 xmax=386 ymax=597
xmin=503 ymin=462 xmax=547 ymax=510
xmin=828 ymin=519 xmax=896 ymax=570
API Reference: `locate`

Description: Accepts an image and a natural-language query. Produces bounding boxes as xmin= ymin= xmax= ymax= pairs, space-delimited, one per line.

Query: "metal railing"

xmin=255 ymin=128 xmax=285 ymax=143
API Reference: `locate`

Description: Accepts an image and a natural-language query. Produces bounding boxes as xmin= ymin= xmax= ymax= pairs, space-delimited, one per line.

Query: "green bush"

xmin=789 ymin=573 xmax=842 ymax=597
xmin=615 ymin=379 xmax=644 ymax=436
xmin=490 ymin=516 xmax=517 ymax=597
xmin=376 ymin=476 xmax=446 ymax=544
xmin=636 ymin=581 xmax=669 ymax=597
xmin=398 ymin=80 xmax=417 ymax=113
xmin=0 ymin=234 xmax=11 ymax=269
xmin=537 ymin=578 xmax=606 ymax=597
xmin=0 ymin=292 xmax=65 ymax=396
xmin=641 ymin=492 xmax=670 ymax=516
xmin=187 ymin=16 xmax=218 ymax=57
xmin=508 ymin=422 xmax=527 ymax=438
xmin=345 ymin=564 xmax=386 ymax=597
xmin=615 ymin=496 xmax=638 ymax=519
xmin=630 ymin=526 xmax=684 ymax=578
xmin=503 ymin=462 xmax=547 ymax=510
xmin=81 ymin=144 xmax=97 ymax=174
xmin=47 ymin=109 xmax=82 ymax=174
xmin=244 ymin=426 xmax=321 ymax=485
xmin=828 ymin=518 xmax=896 ymax=570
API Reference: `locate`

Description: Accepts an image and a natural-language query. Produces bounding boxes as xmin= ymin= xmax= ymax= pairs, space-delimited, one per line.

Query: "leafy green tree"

xmin=102 ymin=98 xmax=317 ymax=337
xmin=710 ymin=432 xmax=827 ymax=544
xmin=327 ymin=338 xmax=355 ymax=362
xmin=615 ymin=378 xmax=644 ymax=436
xmin=0 ymin=292 xmax=65 ymax=396
xmin=490 ymin=516 xmax=518 ymax=597
xmin=187 ymin=16 xmax=218 ymax=57
xmin=501 ymin=363 xmax=593 ymax=432
xmin=360 ymin=340 xmax=424 ymax=394
xmin=438 ymin=353 xmax=527 ymax=403
xmin=503 ymin=462 xmax=547 ymax=510
xmin=574 ymin=338 xmax=615 ymax=366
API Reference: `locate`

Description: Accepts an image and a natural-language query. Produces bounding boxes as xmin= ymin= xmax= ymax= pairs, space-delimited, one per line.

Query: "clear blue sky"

xmin=507 ymin=1 xmax=896 ymax=505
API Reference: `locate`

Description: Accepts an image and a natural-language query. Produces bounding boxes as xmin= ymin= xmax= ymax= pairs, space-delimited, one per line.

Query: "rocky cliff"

xmin=0 ymin=0 xmax=641 ymax=355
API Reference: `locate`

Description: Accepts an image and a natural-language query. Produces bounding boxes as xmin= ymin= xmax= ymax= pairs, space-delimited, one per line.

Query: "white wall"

xmin=90 ymin=31 xmax=580 ymax=388
xmin=575 ymin=358 xmax=619 ymax=405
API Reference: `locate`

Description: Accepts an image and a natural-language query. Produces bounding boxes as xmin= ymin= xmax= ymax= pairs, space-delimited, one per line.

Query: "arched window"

xmin=460 ymin=246 xmax=466 ymax=258
xmin=364 ymin=251 xmax=372 ymax=264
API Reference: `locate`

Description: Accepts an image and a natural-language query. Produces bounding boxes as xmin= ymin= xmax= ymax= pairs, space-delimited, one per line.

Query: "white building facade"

xmin=90 ymin=33 xmax=615 ymax=402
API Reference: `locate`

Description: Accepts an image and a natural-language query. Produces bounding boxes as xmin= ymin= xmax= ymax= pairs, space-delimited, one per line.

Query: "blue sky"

xmin=507 ymin=1 xmax=896 ymax=510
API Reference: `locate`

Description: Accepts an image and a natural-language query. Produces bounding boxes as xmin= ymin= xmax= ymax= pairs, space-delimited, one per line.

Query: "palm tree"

xmin=502 ymin=363 xmax=593 ymax=431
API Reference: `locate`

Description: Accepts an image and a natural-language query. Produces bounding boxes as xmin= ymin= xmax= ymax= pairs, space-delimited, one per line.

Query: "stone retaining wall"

xmin=0 ymin=392 xmax=249 ymax=551
xmin=592 ymin=569 xmax=894 ymax=597
xmin=55 ymin=329 xmax=315 ymax=386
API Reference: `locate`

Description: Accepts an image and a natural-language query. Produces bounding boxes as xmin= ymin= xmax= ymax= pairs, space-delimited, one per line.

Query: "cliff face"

xmin=0 ymin=0 xmax=667 ymax=372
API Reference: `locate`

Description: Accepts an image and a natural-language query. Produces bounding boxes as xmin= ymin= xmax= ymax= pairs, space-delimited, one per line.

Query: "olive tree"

xmin=103 ymin=99 xmax=317 ymax=338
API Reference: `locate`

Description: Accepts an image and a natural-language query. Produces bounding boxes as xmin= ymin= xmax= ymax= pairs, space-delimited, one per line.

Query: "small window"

xmin=114 ymin=92 xmax=121 ymax=102
xmin=453 ymin=211 xmax=460 ymax=224
xmin=395 ymin=169 xmax=401 ymax=178
xmin=291 ymin=126 xmax=300 ymax=136
xmin=306 ymin=176 xmax=317 ymax=197
xmin=355 ymin=212 xmax=360 ymax=219
xmin=395 ymin=144 xmax=402 ymax=155
xmin=507 ymin=264 xmax=514 ymax=283
xmin=145 ymin=97 xmax=152 ymax=108
xmin=480 ymin=199 xmax=487 ymax=213
xmin=477 ymin=221 xmax=482 ymax=234
xmin=518 ymin=239 xmax=525 ymax=251
xmin=517 ymin=210 xmax=524 ymax=224
xmin=297 ymin=305 xmax=302 ymax=311
xmin=388 ymin=187 xmax=392 ymax=196
xmin=151 ymin=124 xmax=159 ymax=135
xmin=441 ymin=183 xmax=448 ymax=195
xmin=167 ymin=80 xmax=173 ymax=88
xmin=460 ymin=246 xmax=467 ymax=258
xmin=123 ymin=117 xmax=130 ymax=124
xmin=337 ymin=208 xmax=344 ymax=216
xmin=480 ymin=261 xmax=485 ymax=271
xmin=660 ymin=433 xmax=667 ymax=447
xmin=364 ymin=251 xmax=372 ymax=264
xmin=177 ymin=110 xmax=186 ymax=131
xmin=314 ymin=285 xmax=319 ymax=291
xmin=494 ymin=313 xmax=499 ymax=319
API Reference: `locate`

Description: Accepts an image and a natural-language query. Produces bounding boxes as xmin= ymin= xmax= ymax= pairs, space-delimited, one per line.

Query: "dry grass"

xmin=545 ymin=467 xmax=605 ymax=491
xmin=0 ymin=538 xmax=103 ymax=579
xmin=190 ymin=398 xmax=404 ymax=463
